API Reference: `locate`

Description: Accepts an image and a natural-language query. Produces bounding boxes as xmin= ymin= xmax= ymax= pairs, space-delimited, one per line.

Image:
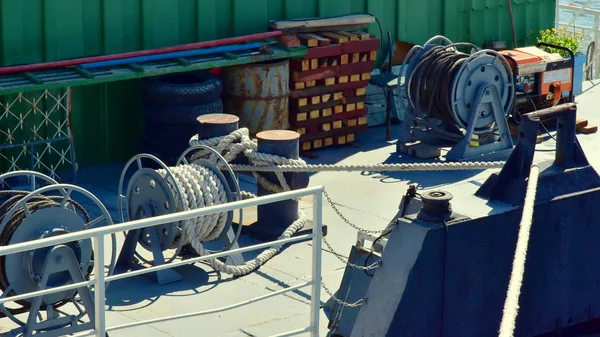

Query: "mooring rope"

xmin=498 ymin=164 xmax=540 ymax=337
xmin=183 ymin=127 xmax=505 ymax=278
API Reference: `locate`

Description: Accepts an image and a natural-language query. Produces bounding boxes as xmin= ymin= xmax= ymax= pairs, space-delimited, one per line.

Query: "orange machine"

xmin=500 ymin=45 xmax=574 ymax=113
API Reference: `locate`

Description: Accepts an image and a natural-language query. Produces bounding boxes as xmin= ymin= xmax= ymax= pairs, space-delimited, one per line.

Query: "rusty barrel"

xmin=222 ymin=60 xmax=290 ymax=134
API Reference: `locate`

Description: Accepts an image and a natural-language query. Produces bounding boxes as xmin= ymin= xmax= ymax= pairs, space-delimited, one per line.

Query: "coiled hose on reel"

xmin=407 ymin=46 xmax=470 ymax=124
xmin=0 ymin=190 xmax=93 ymax=310
xmin=403 ymin=40 xmax=515 ymax=134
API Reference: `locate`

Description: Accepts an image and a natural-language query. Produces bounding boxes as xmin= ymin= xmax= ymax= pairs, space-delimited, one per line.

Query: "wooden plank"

xmin=322 ymin=93 xmax=332 ymax=102
xmin=296 ymin=112 xmax=308 ymax=122
xmin=323 ymin=108 xmax=333 ymax=117
xmin=302 ymin=142 xmax=311 ymax=151
xmin=361 ymin=72 xmax=371 ymax=81
xmin=293 ymin=82 xmax=306 ymax=90
xmin=296 ymin=33 xmax=318 ymax=47
xmin=306 ymin=80 xmax=316 ymax=87
xmin=314 ymin=139 xmax=323 ymax=148
xmin=319 ymin=32 xmax=349 ymax=44
xmin=279 ymin=34 xmax=301 ymax=48
xmin=291 ymin=97 xmax=308 ymax=107
xmin=334 ymin=92 xmax=343 ymax=100
xmin=338 ymin=61 xmax=374 ymax=76
xmin=290 ymin=100 xmax=340 ymax=114
xmin=303 ymin=33 xmax=331 ymax=46
xmin=335 ymin=31 xmax=360 ymax=41
xmin=358 ymin=116 xmax=368 ymax=125
xmin=297 ymin=127 xmax=306 ymax=135
xmin=319 ymin=58 xmax=329 ymax=68
xmin=328 ymin=58 xmax=339 ymax=67
xmin=369 ymin=50 xmax=377 ymax=61
xmin=360 ymin=52 xmax=369 ymax=62
xmin=334 ymin=105 xmax=344 ymax=114
xmin=339 ymin=75 xmax=349 ymax=83
xmin=576 ymin=118 xmax=588 ymax=128
xmin=303 ymin=38 xmax=380 ymax=59
xmin=347 ymin=103 xmax=356 ymax=112
xmin=350 ymin=74 xmax=361 ymax=82
xmin=340 ymin=54 xmax=349 ymax=65
xmin=352 ymin=53 xmax=360 ymax=63
xmin=333 ymin=120 xmax=343 ymax=129
xmin=292 ymin=68 xmax=338 ymax=82
xmin=309 ymin=110 xmax=320 ymax=119
xmin=349 ymin=30 xmax=370 ymax=40
xmin=298 ymin=124 xmax=368 ymax=142
xmin=322 ymin=123 xmax=332 ymax=132
xmin=347 ymin=133 xmax=356 ymax=142
xmin=356 ymin=87 xmax=366 ymax=96
xmin=310 ymin=59 xmax=319 ymax=69
xmin=336 ymin=135 xmax=347 ymax=144
xmin=290 ymin=59 xmax=310 ymax=71
xmin=325 ymin=137 xmax=334 ymax=146
xmin=577 ymin=124 xmax=598 ymax=134
xmin=356 ymin=101 xmax=365 ymax=110
xmin=311 ymin=95 xmax=321 ymax=105
xmin=289 ymin=80 xmax=370 ymax=98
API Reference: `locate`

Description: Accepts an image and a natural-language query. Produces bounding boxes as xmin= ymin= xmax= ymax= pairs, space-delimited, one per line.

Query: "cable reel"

xmin=0 ymin=170 xmax=117 ymax=337
xmin=116 ymin=145 xmax=244 ymax=285
xmin=397 ymin=35 xmax=515 ymax=161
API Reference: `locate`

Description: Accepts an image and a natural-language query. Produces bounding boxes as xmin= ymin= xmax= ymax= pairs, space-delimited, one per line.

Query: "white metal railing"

xmin=556 ymin=3 xmax=600 ymax=79
xmin=0 ymin=185 xmax=325 ymax=337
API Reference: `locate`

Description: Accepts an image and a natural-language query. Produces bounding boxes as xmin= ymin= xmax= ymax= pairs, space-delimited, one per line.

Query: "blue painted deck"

xmin=2 ymin=81 xmax=600 ymax=336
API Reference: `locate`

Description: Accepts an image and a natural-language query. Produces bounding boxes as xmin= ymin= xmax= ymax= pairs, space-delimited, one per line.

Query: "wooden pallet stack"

xmin=284 ymin=31 xmax=380 ymax=152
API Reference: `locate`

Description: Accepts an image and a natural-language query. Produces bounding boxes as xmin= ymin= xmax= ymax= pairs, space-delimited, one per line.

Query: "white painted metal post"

xmin=310 ymin=191 xmax=323 ymax=337
xmin=93 ymin=235 xmax=106 ymax=337
xmin=595 ymin=14 xmax=600 ymax=79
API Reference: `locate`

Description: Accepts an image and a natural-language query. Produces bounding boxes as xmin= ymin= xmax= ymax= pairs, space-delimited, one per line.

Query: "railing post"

xmin=93 ymin=235 xmax=106 ymax=337
xmin=310 ymin=191 xmax=323 ymax=337
xmin=593 ymin=13 xmax=600 ymax=79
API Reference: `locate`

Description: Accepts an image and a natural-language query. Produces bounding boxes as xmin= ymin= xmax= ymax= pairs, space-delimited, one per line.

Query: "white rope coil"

xmin=498 ymin=164 xmax=540 ymax=337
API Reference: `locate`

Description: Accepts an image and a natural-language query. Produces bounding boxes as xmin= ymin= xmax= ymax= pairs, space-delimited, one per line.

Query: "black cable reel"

xmin=0 ymin=170 xmax=117 ymax=337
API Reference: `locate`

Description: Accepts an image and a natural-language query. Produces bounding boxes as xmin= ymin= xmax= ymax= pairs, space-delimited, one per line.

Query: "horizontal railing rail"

xmin=0 ymin=184 xmax=325 ymax=337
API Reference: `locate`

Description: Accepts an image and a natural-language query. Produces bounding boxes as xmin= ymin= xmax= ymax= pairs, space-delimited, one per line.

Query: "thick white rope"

xmin=498 ymin=164 xmax=540 ymax=337
xmin=177 ymin=127 xmax=505 ymax=277
xmin=228 ymin=161 xmax=506 ymax=172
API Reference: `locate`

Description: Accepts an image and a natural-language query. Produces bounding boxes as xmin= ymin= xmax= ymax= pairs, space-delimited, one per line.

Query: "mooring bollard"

xmin=248 ymin=130 xmax=310 ymax=241
xmin=197 ymin=113 xmax=240 ymax=139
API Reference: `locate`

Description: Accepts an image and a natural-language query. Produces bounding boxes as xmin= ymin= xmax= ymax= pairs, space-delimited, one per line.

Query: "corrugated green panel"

xmin=0 ymin=0 xmax=556 ymax=168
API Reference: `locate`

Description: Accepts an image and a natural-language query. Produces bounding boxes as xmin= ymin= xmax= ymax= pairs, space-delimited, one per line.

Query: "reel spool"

xmin=0 ymin=170 xmax=117 ymax=337
xmin=117 ymin=145 xmax=244 ymax=285
xmin=397 ymin=35 xmax=515 ymax=161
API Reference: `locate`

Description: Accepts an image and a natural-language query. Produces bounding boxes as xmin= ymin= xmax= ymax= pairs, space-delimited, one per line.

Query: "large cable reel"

xmin=117 ymin=145 xmax=243 ymax=284
xmin=400 ymin=36 xmax=515 ymax=134
xmin=0 ymin=170 xmax=117 ymax=336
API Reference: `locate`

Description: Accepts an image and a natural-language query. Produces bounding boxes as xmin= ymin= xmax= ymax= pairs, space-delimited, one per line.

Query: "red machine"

xmin=499 ymin=43 xmax=575 ymax=116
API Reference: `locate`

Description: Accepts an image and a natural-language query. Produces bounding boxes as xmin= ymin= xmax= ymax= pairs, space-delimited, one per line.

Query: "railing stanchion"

xmin=93 ymin=235 xmax=106 ymax=337
xmin=310 ymin=191 xmax=323 ymax=337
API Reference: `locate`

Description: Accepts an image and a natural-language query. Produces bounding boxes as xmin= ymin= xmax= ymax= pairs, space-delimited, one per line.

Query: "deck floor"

xmin=2 ymin=81 xmax=600 ymax=336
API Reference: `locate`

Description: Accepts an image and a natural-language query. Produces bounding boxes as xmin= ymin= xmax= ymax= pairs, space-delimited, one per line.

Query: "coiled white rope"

xmin=498 ymin=164 xmax=540 ymax=337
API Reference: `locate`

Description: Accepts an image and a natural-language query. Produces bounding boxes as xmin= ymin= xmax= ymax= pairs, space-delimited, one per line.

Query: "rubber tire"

xmin=143 ymin=100 xmax=223 ymax=125
xmin=142 ymin=72 xmax=222 ymax=106
xmin=143 ymin=121 xmax=197 ymax=144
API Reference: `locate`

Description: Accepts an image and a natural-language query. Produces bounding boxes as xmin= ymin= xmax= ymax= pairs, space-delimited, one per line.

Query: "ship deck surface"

xmin=2 ymin=81 xmax=600 ymax=337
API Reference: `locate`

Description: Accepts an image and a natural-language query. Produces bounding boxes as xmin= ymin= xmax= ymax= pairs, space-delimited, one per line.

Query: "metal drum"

xmin=222 ymin=59 xmax=290 ymax=134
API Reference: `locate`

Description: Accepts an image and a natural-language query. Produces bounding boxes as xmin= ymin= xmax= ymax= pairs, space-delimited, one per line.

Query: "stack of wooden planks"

xmin=282 ymin=31 xmax=380 ymax=152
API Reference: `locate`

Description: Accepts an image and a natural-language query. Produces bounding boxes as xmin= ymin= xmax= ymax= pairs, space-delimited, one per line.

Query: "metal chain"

xmin=323 ymin=189 xmax=395 ymax=235
xmin=322 ymin=236 xmax=380 ymax=271
xmin=321 ymin=281 xmax=366 ymax=308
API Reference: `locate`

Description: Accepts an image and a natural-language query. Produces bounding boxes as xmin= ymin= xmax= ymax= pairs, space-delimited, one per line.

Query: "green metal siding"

xmin=0 ymin=0 xmax=556 ymax=167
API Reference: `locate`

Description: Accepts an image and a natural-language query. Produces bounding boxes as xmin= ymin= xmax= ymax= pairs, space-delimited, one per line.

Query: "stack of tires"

xmin=140 ymin=71 xmax=223 ymax=166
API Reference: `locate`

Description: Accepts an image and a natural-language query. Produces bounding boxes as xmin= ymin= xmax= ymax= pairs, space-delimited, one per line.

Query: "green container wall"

xmin=0 ymin=0 xmax=555 ymax=167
